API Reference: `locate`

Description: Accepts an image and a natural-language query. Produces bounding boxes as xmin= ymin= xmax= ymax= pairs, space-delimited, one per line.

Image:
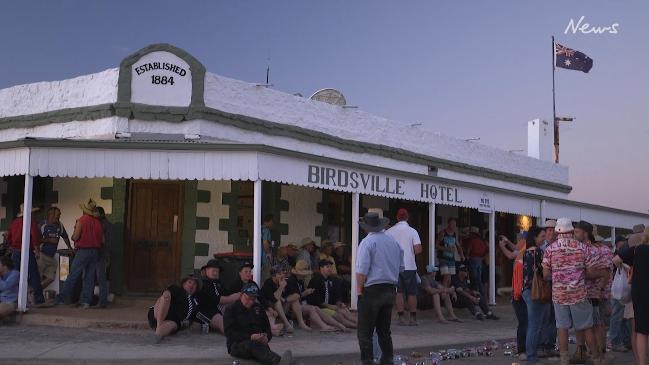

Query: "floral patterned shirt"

xmin=542 ymin=234 xmax=595 ymax=305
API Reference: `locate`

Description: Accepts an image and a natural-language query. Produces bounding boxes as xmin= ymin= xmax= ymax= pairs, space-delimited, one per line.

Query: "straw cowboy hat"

xmin=333 ymin=241 xmax=346 ymax=249
xmin=359 ymin=212 xmax=389 ymax=233
xmin=300 ymin=237 xmax=319 ymax=249
xmin=16 ymin=203 xmax=39 ymax=217
xmin=555 ymin=218 xmax=574 ymax=234
xmin=469 ymin=226 xmax=480 ymax=234
xmin=79 ymin=198 xmax=100 ymax=217
xmin=544 ymin=219 xmax=557 ymax=229
xmin=367 ymin=208 xmax=384 ymax=218
xmin=292 ymin=260 xmax=313 ymax=277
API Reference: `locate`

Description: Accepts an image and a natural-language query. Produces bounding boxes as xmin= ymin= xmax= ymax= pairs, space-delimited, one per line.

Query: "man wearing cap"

xmin=418 ymin=265 xmax=462 ymax=324
xmin=307 ymin=259 xmax=357 ymax=329
xmin=37 ymin=207 xmax=72 ymax=290
xmin=147 ymin=275 xmax=200 ymax=343
xmin=386 ymin=208 xmax=422 ymax=326
xmin=55 ymin=198 xmax=104 ymax=308
xmin=537 ymin=219 xmax=559 ymax=359
xmin=296 ymin=237 xmax=319 ymax=274
xmin=196 ymin=259 xmax=240 ymax=334
xmin=356 ymin=212 xmax=404 ymax=365
xmin=6 ymin=204 xmax=45 ymax=306
xmin=465 ymin=226 xmax=488 ymax=300
xmin=542 ymin=218 xmax=609 ymax=365
xmin=451 ymin=264 xmax=498 ymax=320
xmin=224 ymin=283 xmax=293 ymax=365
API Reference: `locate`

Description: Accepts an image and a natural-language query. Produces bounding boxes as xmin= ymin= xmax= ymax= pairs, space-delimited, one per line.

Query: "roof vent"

xmin=310 ymin=88 xmax=347 ymax=106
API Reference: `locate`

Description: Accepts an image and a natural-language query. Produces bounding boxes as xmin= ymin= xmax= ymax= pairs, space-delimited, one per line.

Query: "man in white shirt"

xmin=386 ymin=208 xmax=422 ymax=326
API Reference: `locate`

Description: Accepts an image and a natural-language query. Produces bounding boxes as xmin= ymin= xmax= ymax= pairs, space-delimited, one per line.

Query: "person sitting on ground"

xmin=147 ymin=275 xmax=200 ymax=343
xmin=38 ymin=207 xmax=73 ymax=289
xmin=333 ymin=242 xmax=351 ymax=278
xmin=418 ymin=264 xmax=463 ymax=324
xmin=261 ymin=265 xmax=311 ymax=332
xmin=274 ymin=245 xmax=292 ymax=273
xmin=196 ymin=259 xmax=240 ymax=334
xmin=0 ymin=256 xmax=19 ymax=320
xmin=224 ymin=283 xmax=293 ymax=365
xmin=307 ymin=259 xmax=357 ymax=328
xmin=451 ymin=264 xmax=499 ymax=320
xmin=297 ymin=237 xmax=319 ymax=274
xmin=319 ymin=241 xmax=337 ymax=274
xmin=228 ymin=262 xmax=284 ymax=336
xmin=285 ymin=267 xmax=348 ymax=332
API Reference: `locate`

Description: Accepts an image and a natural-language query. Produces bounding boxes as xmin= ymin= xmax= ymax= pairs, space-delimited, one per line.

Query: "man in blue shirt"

xmin=355 ymin=212 xmax=404 ymax=365
xmin=0 ymin=255 xmax=19 ymax=319
xmin=39 ymin=207 xmax=73 ymax=289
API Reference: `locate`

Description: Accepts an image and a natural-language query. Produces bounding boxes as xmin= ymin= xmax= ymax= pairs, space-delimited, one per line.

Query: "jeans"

xmin=523 ymin=289 xmax=548 ymax=363
xmin=57 ymin=248 xmax=98 ymax=305
xmin=454 ymin=292 xmax=491 ymax=316
xmin=358 ymin=284 xmax=396 ymax=365
xmin=469 ymin=257 xmax=485 ymax=297
xmin=609 ymin=298 xmax=631 ymax=346
xmin=512 ymin=297 xmax=528 ymax=354
xmin=540 ymin=300 xmax=557 ymax=349
xmin=11 ymin=251 xmax=45 ymax=304
xmin=95 ymin=248 xmax=109 ymax=305
xmin=229 ymin=340 xmax=281 ymax=365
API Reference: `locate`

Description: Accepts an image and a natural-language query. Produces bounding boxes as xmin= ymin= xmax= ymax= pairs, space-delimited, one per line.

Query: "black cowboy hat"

xmin=359 ymin=212 xmax=390 ymax=233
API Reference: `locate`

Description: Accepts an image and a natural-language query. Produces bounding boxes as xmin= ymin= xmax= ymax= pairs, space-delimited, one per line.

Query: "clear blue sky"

xmin=2 ymin=1 xmax=648 ymax=213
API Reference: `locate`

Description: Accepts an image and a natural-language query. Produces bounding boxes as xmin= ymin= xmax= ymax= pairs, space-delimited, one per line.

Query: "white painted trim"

xmin=253 ymin=180 xmax=262 ymax=286
xmin=17 ymin=172 xmax=33 ymax=312
xmin=429 ymin=203 xmax=436 ymax=268
xmin=488 ymin=210 xmax=496 ymax=306
xmin=350 ymin=193 xmax=360 ymax=311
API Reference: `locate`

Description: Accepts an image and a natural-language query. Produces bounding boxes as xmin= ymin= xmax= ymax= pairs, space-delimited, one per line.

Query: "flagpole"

xmin=552 ymin=35 xmax=559 ymax=163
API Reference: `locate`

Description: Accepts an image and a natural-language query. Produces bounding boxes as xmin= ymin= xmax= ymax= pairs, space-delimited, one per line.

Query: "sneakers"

xmin=279 ymin=350 xmax=293 ymax=365
xmin=398 ymin=315 xmax=408 ymax=326
xmin=475 ymin=313 xmax=485 ymax=320
xmin=485 ymin=312 xmax=499 ymax=320
xmin=79 ymin=303 xmax=91 ymax=309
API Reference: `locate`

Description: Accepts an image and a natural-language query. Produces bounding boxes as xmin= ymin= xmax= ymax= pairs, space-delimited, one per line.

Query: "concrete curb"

xmin=18 ymin=313 xmax=149 ymax=330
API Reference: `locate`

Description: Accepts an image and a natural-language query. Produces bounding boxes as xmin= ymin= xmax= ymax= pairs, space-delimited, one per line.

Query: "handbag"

xmin=531 ymin=250 xmax=552 ymax=303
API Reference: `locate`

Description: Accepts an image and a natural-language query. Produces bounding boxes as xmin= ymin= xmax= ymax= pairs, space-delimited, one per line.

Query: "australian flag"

xmin=555 ymin=43 xmax=593 ymax=73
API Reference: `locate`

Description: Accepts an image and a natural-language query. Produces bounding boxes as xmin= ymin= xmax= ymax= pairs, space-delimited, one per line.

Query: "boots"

xmin=569 ymin=345 xmax=588 ymax=364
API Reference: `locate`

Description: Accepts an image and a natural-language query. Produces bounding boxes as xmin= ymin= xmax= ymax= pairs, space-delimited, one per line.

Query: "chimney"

xmin=527 ymin=119 xmax=553 ymax=162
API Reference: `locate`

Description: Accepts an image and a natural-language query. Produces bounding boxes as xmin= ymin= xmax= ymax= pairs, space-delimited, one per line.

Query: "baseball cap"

xmin=270 ymin=265 xmax=285 ymax=276
xmin=204 ymin=259 xmax=224 ymax=272
xmin=239 ymin=262 xmax=254 ymax=271
xmin=458 ymin=264 xmax=468 ymax=272
xmin=318 ymin=259 xmax=334 ymax=267
xmin=425 ymin=264 xmax=439 ymax=273
xmin=241 ymin=283 xmax=259 ymax=297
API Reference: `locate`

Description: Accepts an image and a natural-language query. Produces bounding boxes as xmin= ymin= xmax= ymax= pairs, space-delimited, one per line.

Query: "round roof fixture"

xmin=309 ymin=88 xmax=347 ymax=106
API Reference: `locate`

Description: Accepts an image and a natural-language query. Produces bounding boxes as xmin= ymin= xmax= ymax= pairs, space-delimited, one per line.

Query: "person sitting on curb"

xmin=0 ymin=256 xmax=19 ymax=322
xmin=147 ymin=275 xmax=200 ymax=343
xmin=418 ymin=264 xmax=463 ymax=324
xmin=224 ymin=283 xmax=293 ymax=365
xmin=285 ymin=267 xmax=348 ymax=332
xmin=307 ymin=259 xmax=357 ymax=329
xmin=451 ymin=264 xmax=499 ymax=321
xmin=261 ymin=265 xmax=311 ymax=332
xmin=228 ymin=262 xmax=285 ymax=336
xmin=196 ymin=259 xmax=240 ymax=334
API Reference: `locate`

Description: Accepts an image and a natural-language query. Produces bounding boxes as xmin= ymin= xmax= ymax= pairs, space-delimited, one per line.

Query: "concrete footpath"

xmin=0 ymin=303 xmax=633 ymax=364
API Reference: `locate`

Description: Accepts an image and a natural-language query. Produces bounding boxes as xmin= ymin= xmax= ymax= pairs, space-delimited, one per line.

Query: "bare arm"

xmin=543 ymin=268 xmax=551 ymax=280
xmin=356 ymin=273 xmax=367 ymax=296
xmin=414 ymin=243 xmax=423 ymax=255
xmin=219 ymin=293 xmax=240 ymax=305
xmin=586 ymin=267 xmax=609 ymax=279
xmin=71 ymin=220 xmax=82 ymax=242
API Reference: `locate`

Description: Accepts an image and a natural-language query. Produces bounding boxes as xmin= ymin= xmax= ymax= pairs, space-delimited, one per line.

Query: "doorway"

xmin=125 ymin=181 xmax=184 ymax=292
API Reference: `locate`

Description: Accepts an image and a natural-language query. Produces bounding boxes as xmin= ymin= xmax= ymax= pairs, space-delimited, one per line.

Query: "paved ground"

xmin=0 ymin=303 xmax=636 ymax=365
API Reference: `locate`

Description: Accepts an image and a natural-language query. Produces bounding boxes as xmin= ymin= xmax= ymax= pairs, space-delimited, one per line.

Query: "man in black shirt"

xmin=261 ymin=265 xmax=311 ymax=332
xmin=224 ymin=283 xmax=293 ymax=365
xmin=196 ymin=259 xmax=240 ymax=334
xmin=147 ymin=275 xmax=200 ymax=343
xmin=451 ymin=264 xmax=499 ymax=320
xmin=307 ymin=259 xmax=357 ymax=328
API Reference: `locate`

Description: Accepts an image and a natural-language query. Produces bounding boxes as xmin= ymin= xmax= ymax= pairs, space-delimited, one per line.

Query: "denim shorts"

xmin=554 ymin=300 xmax=593 ymax=330
xmin=397 ymin=270 xmax=418 ymax=296
xmin=439 ymin=259 xmax=456 ymax=275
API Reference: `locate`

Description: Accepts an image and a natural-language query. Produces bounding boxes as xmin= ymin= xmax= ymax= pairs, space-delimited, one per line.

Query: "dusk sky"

xmin=2 ymin=1 xmax=647 ymax=213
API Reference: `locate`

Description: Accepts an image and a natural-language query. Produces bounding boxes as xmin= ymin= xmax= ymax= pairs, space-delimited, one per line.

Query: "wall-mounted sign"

xmin=130 ymin=51 xmax=192 ymax=107
xmin=478 ymin=192 xmax=494 ymax=213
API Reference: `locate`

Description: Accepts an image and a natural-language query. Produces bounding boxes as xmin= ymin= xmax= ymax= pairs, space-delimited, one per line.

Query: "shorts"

xmin=592 ymin=299 xmax=610 ymax=327
xmin=439 ymin=259 xmax=456 ymax=275
xmin=320 ymin=308 xmax=337 ymax=317
xmin=147 ymin=307 xmax=181 ymax=333
xmin=37 ymin=254 xmax=58 ymax=281
xmin=397 ymin=270 xmax=418 ymax=296
xmin=554 ymin=300 xmax=593 ymax=330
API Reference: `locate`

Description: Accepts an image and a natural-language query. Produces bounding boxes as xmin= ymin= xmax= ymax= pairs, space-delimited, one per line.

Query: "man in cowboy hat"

xmin=6 ymin=203 xmax=45 ymax=306
xmin=196 ymin=259 xmax=239 ymax=334
xmin=356 ymin=211 xmax=404 ymax=365
xmin=296 ymin=237 xmax=319 ymax=274
xmin=542 ymin=218 xmax=609 ymax=365
xmin=55 ymin=198 xmax=104 ymax=308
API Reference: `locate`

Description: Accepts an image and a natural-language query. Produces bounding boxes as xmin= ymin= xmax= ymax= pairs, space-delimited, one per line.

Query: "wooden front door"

xmin=126 ymin=181 xmax=183 ymax=292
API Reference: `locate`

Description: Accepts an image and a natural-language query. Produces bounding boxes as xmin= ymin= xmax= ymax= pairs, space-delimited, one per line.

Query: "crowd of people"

xmin=0 ymin=199 xmax=112 ymax=321
xmin=500 ymin=219 xmax=649 ymax=365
